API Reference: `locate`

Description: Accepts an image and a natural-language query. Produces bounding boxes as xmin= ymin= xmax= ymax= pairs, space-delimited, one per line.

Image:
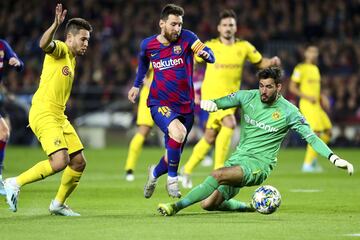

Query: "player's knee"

xmin=200 ymin=199 xmax=217 ymax=211
xmin=49 ymin=151 xmax=70 ymax=172
xmin=0 ymin=126 xmax=10 ymax=142
xmin=169 ymin=128 xmax=187 ymax=143
xmin=69 ymin=152 xmax=87 ymax=172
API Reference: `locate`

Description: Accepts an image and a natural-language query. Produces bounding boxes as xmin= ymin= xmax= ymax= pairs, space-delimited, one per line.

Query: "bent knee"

xmin=169 ymin=128 xmax=187 ymax=143
xmin=200 ymin=200 xmax=217 ymax=211
xmin=0 ymin=128 xmax=10 ymax=142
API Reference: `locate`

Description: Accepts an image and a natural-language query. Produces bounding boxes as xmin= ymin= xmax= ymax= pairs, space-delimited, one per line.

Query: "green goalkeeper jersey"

xmin=214 ymin=90 xmax=332 ymax=164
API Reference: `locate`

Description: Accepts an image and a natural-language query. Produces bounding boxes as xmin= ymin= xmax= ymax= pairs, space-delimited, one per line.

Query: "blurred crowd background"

xmin=0 ymin=0 xmax=359 ymax=146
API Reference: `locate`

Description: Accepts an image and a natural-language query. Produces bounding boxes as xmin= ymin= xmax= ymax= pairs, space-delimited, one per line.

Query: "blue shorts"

xmin=150 ymin=106 xmax=194 ymax=147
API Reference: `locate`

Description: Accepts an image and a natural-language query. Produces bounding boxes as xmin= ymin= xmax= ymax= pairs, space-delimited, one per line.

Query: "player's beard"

xmin=164 ymin=29 xmax=180 ymax=42
xmin=261 ymin=91 xmax=278 ymax=104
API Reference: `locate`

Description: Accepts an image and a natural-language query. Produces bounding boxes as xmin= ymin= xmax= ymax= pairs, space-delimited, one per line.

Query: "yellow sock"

xmin=125 ymin=133 xmax=145 ymax=171
xmin=320 ymin=132 xmax=331 ymax=144
xmin=214 ymin=126 xmax=234 ymax=169
xmin=16 ymin=160 xmax=55 ymax=187
xmin=55 ymin=166 xmax=83 ymax=204
xmin=184 ymin=138 xmax=211 ymax=174
xmin=304 ymin=144 xmax=318 ymax=165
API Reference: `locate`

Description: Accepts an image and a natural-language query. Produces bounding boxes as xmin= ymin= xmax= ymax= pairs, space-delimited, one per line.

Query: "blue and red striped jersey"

xmin=134 ymin=29 xmax=214 ymax=114
xmin=0 ymin=39 xmax=24 ymax=82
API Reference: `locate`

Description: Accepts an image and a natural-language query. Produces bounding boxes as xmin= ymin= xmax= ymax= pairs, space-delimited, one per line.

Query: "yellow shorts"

xmin=300 ymin=101 xmax=332 ymax=132
xmin=205 ymin=107 xmax=236 ymax=131
xmin=29 ymin=107 xmax=84 ymax=156
xmin=136 ymin=87 xmax=154 ymax=127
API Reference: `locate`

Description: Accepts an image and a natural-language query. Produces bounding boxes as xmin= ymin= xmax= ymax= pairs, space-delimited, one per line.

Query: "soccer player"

xmin=3 ymin=3 xmax=92 ymax=216
xmin=157 ymin=67 xmax=354 ymax=216
xmin=181 ymin=9 xmax=280 ymax=189
xmin=289 ymin=45 xmax=332 ymax=172
xmin=124 ymin=68 xmax=154 ymax=181
xmin=0 ymin=39 xmax=24 ymax=195
xmin=128 ymin=4 xmax=215 ymax=198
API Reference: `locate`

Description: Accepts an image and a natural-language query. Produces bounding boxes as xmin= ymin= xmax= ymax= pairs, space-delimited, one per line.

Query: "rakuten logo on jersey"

xmin=244 ymin=114 xmax=279 ymax=133
xmin=152 ymin=58 xmax=184 ymax=70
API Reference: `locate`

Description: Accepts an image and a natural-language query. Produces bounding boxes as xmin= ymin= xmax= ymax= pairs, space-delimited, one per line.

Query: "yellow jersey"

xmin=32 ymin=40 xmax=76 ymax=113
xmin=197 ymin=39 xmax=262 ymax=99
xmin=291 ymin=63 xmax=321 ymax=104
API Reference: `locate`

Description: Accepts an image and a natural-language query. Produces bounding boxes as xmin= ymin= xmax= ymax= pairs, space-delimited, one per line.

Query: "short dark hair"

xmin=160 ymin=4 xmax=184 ymax=20
xmin=256 ymin=67 xmax=283 ymax=84
xmin=219 ymin=9 xmax=237 ymax=23
xmin=65 ymin=18 xmax=93 ymax=35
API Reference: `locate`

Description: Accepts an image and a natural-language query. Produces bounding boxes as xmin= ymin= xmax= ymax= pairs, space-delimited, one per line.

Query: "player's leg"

xmin=158 ymin=165 xmax=244 ymax=216
xmin=50 ymin=150 xmax=85 ymax=216
xmin=182 ymin=128 xmax=217 ymax=188
xmin=124 ymin=125 xmax=152 ymax=181
xmin=300 ymin=105 xmax=321 ymax=172
xmin=166 ymin=118 xmax=189 ymax=198
xmin=200 ymin=190 xmax=253 ymax=212
xmin=0 ymin=116 xmax=10 ymax=195
xmin=214 ymin=113 xmax=236 ymax=170
xmin=50 ymin=120 xmax=85 ymax=216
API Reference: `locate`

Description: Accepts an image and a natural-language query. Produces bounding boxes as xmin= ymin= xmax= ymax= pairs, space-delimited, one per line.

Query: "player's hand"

xmin=197 ymin=50 xmax=210 ymax=61
xmin=9 ymin=57 xmax=21 ymax=67
xmin=200 ymin=100 xmax=218 ymax=112
xmin=329 ymin=154 xmax=354 ymax=176
xmin=54 ymin=3 xmax=67 ymax=26
xmin=128 ymin=87 xmax=140 ymax=104
xmin=270 ymin=56 xmax=281 ymax=66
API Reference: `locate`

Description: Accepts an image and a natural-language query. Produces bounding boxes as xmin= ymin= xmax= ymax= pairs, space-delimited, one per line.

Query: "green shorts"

xmin=217 ymin=153 xmax=276 ymax=200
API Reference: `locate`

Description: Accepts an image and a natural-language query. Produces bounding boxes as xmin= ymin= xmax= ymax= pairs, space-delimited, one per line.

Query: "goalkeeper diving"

xmin=158 ymin=66 xmax=354 ymax=216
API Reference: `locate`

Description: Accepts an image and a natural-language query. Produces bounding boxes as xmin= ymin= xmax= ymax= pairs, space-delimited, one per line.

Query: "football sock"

xmin=214 ymin=126 xmax=234 ymax=170
xmin=55 ymin=166 xmax=83 ymax=204
xmin=217 ymin=199 xmax=249 ymax=211
xmin=167 ymin=138 xmax=182 ymax=177
xmin=125 ymin=132 xmax=145 ymax=171
xmin=304 ymin=145 xmax=317 ymax=165
xmin=184 ymin=138 xmax=211 ymax=175
xmin=16 ymin=160 xmax=55 ymax=187
xmin=153 ymin=156 xmax=167 ymax=178
xmin=0 ymin=141 xmax=6 ymax=175
xmin=175 ymin=176 xmax=219 ymax=210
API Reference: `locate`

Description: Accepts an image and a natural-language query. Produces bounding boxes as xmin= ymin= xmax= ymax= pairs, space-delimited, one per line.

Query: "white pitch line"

xmin=344 ymin=233 xmax=360 ymax=237
xmin=290 ymin=189 xmax=322 ymax=193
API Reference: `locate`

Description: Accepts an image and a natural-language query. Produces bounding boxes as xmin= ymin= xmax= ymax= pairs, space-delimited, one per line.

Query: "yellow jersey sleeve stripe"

xmin=191 ymin=40 xmax=206 ymax=54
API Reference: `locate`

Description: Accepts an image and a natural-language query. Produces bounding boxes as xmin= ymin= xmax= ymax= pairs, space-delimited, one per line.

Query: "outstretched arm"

xmin=256 ymin=56 xmax=281 ymax=69
xmin=39 ymin=3 xmax=67 ymax=51
xmin=292 ymin=117 xmax=354 ymax=175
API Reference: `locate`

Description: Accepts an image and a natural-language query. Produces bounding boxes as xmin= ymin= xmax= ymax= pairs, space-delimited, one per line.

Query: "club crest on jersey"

xmin=228 ymin=92 xmax=236 ymax=98
xmin=173 ymin=45 xmax=182 ymax=55
xmin=54 ymin=138 xmax=61 ymax=146
xmin=62 ymin=66 xmax=71 ymax=77
xmin=158 ymin=106 xmax=171 ymax=118
xmin=272 ymin=111 xmax=281 ymax=120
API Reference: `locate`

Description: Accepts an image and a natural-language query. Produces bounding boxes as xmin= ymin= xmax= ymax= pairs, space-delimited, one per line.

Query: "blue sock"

xmin=153 ymin=156 xmax=167 ymax=178
xmin=167 ymin=138 xmax=182 ymax=177
xmin=0 ymin=141 xmax=6 ymax=175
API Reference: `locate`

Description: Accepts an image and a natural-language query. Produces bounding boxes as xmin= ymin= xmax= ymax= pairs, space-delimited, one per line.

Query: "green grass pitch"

xmin=1 ymin=146 xmax=359 ymax=240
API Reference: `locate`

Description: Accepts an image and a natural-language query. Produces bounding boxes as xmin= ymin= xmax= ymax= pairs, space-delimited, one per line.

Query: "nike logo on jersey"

xmin=151 ymin=53 xmax=158 ymax=57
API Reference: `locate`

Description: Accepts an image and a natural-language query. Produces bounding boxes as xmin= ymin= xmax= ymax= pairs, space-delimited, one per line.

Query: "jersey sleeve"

xmin=1 ymin=40 xmax=24 ymax=71
xmin=290 ymin=65 xmax=302 ymax=83
xmin=214 ymin=90 xmax=254 ymax=109
xmin=288 ymin=109 xmax=332 ymax=158
xmin=134 ymin=39 xmax=150 ymax=88
xmin=184 ymin=30 xmax=215 ymax=63
xmin=244 ymin=41 xmax=262 ymax=64
xmin=47 ymin=40 xmax=68 ymax=59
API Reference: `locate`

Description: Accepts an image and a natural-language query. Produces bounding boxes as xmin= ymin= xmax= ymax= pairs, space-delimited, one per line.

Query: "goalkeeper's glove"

xmin=200 ymin=100 xmax=218 ymax=112
xmin=329 ymin=154 xmax=354 ymax=176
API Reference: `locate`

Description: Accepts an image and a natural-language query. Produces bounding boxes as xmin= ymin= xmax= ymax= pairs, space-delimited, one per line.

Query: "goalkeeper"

xmin=158 ymin=67 xmax=354 ymax=216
